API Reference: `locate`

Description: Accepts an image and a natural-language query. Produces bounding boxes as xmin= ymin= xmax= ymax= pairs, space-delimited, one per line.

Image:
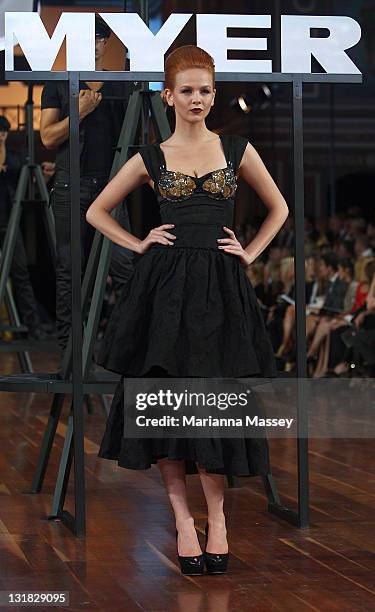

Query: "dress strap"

xmin=137 ymin=144 xmax=165 ymax=184
xmin=223 ymin=135 xmax=249 ymax=175
xmin=233 ymin=135 xmax=249 ymax=175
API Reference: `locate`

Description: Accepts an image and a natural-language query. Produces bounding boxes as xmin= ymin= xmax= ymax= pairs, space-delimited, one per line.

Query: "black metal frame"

xmin=0 ymin=91 xmax=57 ymax=370
xmin=2 ymin=69 xmax=362 ymax=537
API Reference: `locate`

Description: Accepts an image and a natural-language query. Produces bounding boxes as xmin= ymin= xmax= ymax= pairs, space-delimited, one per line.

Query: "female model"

xmin=86 ymin=45 xmax=288 ymax=575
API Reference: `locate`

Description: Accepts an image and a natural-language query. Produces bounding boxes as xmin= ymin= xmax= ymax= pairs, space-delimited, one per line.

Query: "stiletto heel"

xmin=204 ymin=522 xmax=229 ymax=574
xmin=175 ymin=529 xmax=204 ymax=575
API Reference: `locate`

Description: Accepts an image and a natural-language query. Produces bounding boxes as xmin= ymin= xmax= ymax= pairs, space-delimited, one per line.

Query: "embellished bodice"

xmin=157 ymin=162 xmax=237 ymax=202
xmin=138 ymin=134 xmax=248 ymax=209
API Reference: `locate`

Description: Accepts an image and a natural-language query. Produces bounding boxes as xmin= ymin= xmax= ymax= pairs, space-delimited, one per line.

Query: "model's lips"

xmin=190 ymin=108 xmax=203 ymax=113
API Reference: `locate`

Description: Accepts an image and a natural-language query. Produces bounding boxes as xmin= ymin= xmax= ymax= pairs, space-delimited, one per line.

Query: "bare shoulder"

xmin=238 ymin=140 xmax=263 ymax=174
xmin=125 ymin=151 xmax=150 ymax=178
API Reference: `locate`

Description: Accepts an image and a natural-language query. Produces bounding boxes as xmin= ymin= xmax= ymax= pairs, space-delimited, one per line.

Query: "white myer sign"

xmin=5 ymin=12 xmax=362 ymax=74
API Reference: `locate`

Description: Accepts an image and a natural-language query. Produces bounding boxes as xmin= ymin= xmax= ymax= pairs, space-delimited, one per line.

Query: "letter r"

xmin=281 ymin=15 xmax=361 ymax=74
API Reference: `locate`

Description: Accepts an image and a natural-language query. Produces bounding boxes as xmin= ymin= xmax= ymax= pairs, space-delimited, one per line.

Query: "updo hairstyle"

xmin=160 ymin=45 xmax=215 ymax=106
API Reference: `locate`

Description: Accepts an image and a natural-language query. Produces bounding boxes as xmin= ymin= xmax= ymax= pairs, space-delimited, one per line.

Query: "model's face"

xmin=165 ymin=68 xmax=215 ymax=123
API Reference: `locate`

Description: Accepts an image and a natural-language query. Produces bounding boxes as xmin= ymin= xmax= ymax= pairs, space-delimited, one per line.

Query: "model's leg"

xmin=196 ymin=464 xmax=228 ymax=554
xmin=158 ymin=458 xmax=202 ymax=557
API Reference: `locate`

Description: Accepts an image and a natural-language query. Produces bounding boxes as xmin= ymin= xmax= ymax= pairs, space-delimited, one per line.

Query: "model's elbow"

xmin=280 ymin=199 xmax=289 ymax=221
xmin=86 ymin=207 xmax=97 ymax=227
xmin=85 ymin=208 xmax=93 ymax=225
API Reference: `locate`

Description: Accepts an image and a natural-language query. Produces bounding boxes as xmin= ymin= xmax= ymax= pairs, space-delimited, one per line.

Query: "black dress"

xmin=97 ymin=134 xmax=277 ymax=476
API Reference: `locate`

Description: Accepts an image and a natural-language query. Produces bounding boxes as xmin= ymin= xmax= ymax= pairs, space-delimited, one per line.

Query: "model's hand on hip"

xmin=137 ymin=224 xmax=176 ymax=254
xmin=217 ymin=227 xmax=255 ymax=268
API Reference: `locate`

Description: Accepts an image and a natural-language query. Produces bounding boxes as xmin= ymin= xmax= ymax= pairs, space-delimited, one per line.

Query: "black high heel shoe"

xmin=175 ymin=529 xmax=204 ymax=575
xmin=204 ymin=522 xmax=229 ymax=574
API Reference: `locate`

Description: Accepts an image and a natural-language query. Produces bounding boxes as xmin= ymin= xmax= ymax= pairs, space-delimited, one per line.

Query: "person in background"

xmin=311 ymin=258 xmax=357 ymax=378
xmin=246 ymin=261 xmax=266 ymax=305
xmin=306 ymin=253 xmax=348 ymax=370
xmin=327 ymin=259 xmax=375 ymax=376
xmin=270 ymin=255 xmax=318 ymax=363
xmin=0 ymin=115 xmax=47 ymax=340
xmin=40 ymin=15 xmax=134 ymax=362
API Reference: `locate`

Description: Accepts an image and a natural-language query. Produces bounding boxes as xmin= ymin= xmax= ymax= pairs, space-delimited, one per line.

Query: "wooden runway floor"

xmin=1 ymin=351 xmax=375 ymax=611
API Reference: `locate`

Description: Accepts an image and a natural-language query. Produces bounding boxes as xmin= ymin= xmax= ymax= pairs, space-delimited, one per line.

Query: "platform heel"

xmin=204 ymin=522 xmax=229 ymax=574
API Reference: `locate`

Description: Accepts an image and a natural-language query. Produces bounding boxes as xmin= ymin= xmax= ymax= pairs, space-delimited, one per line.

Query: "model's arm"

xmin=238 ymin=143 xmax=289 ymax=265
xmin=85 ymin=153 xmax=176 ymax=255
xmin=40 ymin=91 xmax=102 ymax=150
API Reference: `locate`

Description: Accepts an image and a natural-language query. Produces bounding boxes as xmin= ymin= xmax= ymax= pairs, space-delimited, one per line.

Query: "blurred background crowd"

xmin=238 ymin=210 xmax=375 ymax=377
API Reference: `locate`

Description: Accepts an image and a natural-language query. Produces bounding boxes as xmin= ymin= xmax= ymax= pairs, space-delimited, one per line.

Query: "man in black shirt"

xmin=40 ymin=16 xmax=134 ymax=355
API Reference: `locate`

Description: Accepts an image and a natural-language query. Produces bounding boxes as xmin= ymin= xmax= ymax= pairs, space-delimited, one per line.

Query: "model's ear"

xmin=166 ymin=90 xmax=174 ymax=107
xmin=211 ymin=89 xmax=216 ymax=106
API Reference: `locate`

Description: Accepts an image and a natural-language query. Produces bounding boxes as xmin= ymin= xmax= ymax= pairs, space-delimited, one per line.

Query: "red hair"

xmin=161 ymin=45 xmax=215 ymax=103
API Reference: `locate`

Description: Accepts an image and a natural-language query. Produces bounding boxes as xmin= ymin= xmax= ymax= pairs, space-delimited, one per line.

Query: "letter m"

xmin=5 ymin=12 xmax=95 ymax=70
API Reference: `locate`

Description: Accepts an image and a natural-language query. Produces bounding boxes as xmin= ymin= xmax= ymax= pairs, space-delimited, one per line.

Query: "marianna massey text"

xmin=135 ymin=415 xmax=294 ymax=429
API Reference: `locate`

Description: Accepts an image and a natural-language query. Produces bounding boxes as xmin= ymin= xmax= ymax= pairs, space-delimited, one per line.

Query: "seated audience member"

xmin=266 ymin=257 xmax=294 ymax=353
xmin=305 ymin=253 xmax=348 ymax=366
xmin=336 ymin=239 xmax=355 ymax=259
xmin=263 ymin=247 xmax=283 ymax=309
xmin=314 ymin=217 xmax=331 ymax=249
xmin=268 ymin=256 xmax=319 ymax=363
xmin=328 ymin=260 xmax=375 ymax=376
xmin=311 ymin=258 xmax=358 ymax=377
xmin=356 ymin=232 xmax=374 ymax=258
xmin=246 ymin=262 xmax=266 ymax=305
xmin=328 ymin=213 xmax=347 ymax=244
xmin=275 ymin=216 xmax=294 ymax=250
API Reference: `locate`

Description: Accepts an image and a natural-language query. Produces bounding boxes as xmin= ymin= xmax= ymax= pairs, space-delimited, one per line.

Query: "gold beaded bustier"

xmin=139 ymin=134 xmax=249 ymax=206
xmin=157 ymin=165 xmax=237 ymax=202
xmin=155 ymin=141 xmax=238 ymax=203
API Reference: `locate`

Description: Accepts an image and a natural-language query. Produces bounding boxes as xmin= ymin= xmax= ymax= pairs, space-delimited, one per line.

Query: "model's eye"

xmin=201 ymin=89 xmax=210 ymax=94
xmin=181 ymin=89 xmax=191 ymax=94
